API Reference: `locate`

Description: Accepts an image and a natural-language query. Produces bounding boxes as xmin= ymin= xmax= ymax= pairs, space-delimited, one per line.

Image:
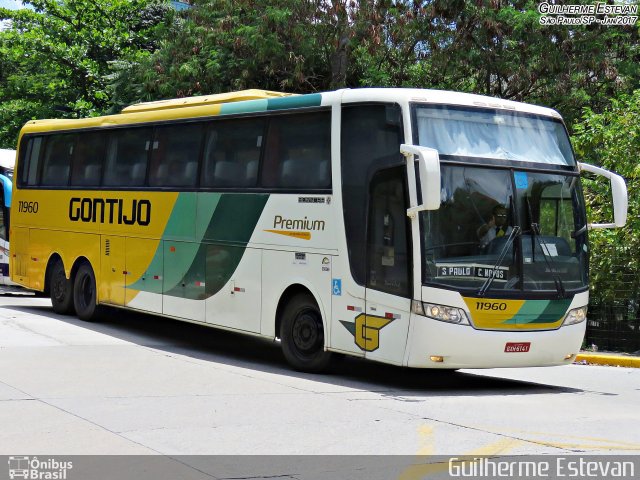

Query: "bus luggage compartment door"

xmin=162 ymin=240 xmax=205 ymax=322
xmin=100 ymin=236 xmax=126 ymax=306
xmin=125 ymin=237 xmax=163 ymax=314
xmin=10 ymin=227 xmax=30 ymax=286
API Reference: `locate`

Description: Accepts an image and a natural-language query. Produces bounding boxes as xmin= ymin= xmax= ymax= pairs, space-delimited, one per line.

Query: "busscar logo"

xmin=264 ymin=215 xmax=325 ymax=241
xmin=8 ymin=456 xmax=73 ymax=479
xmin=69 ymin=197 xmax=151 ymax=226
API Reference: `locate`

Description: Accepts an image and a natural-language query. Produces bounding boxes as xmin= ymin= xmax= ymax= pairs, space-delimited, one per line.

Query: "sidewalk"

xmin=575 ymin=351 xmax=640 ymax=368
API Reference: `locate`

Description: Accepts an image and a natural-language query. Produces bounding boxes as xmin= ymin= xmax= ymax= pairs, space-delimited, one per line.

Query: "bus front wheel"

xmin=73 ymin=263 xmax=99 ymax=321
xmin=280 ymin=293 xmax=332 ymax=372
xmin=49 ymin=259 xmax=74 ymax=315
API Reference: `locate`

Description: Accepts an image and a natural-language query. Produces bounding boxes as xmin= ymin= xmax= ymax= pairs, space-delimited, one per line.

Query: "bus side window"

xmin=150 ymin=123 xmax=203 ymax=188
xmin=202 ymin=118 xmax=265 ymax=188
xmin=103 ymin=128 xmax=153 ymax=187
xmin=41 ymin=134 xmax=76 ymax=186
xmin=261 ymin=111 xmax=331 ymax=190
xmin=70 ymin=132 xmax=106 ymax=187
xmin=19 ymin=136 xmax=43 ymax=187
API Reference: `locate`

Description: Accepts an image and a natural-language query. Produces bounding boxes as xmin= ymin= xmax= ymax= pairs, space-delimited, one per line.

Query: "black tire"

xmin=280 ymin=293 xmax=332 ymax=372
xmin=49 ymin=258 xmax=75 ymax=315
xmin=73 ymin=263 xmax=100 ymax=321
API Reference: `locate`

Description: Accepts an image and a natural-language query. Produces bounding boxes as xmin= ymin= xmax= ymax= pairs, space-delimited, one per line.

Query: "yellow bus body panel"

xmin=11 ymin=190 xmax=179 ymax=302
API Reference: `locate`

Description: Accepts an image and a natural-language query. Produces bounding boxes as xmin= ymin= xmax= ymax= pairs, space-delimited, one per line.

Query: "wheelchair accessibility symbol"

xmin=332 ymin=278 xmax=342 ymax=296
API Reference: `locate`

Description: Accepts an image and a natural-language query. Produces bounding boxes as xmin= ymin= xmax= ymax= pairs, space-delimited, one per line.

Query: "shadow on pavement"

xmin=7 ymin=302 xmax=584 ymax=398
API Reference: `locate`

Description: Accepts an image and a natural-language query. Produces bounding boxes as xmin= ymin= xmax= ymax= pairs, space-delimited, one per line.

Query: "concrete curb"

xmin=575 ymin=353 xmax=640 ymax=368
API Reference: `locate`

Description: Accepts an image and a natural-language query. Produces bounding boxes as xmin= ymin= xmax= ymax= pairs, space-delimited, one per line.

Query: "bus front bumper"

xmin=405 ymin=313 xmax=586 ymax=369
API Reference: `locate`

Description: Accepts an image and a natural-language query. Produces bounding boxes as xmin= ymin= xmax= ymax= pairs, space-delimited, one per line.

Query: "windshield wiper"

xmin=478 ymin=225 xmax=521 ymax=297
xmin=530 ymin=222 xmax=566 ymax=298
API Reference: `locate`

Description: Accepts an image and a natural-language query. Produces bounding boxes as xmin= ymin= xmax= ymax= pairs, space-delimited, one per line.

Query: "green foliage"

xmin=353 ymin=0 xmax=640 ymax=127
xmin=107 ymin=0 xmax=640 ymax=134
xmin=108 ymin=0 xmax=347 ymax=108
xmin=0 ymin=0 xmax=171 ymax=148
xmin=572 ymin=90 xmax=640 ymax=302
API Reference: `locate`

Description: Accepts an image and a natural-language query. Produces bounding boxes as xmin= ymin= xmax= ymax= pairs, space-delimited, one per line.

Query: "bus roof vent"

xmin=121 ymin=89 xmax=296 ymax=114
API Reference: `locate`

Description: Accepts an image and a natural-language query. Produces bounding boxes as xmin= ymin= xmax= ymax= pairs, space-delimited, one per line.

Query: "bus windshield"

xmin=414 ymin=105 xmax=575 ymax=165
xmin=420 ymin=166 xmax=588 ymax=295
xmin=414 ymin=104 xmax=588 ymax=296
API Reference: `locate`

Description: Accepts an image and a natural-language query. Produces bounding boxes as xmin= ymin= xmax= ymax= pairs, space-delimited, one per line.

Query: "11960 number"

xmin=18 ymin=201 xmax=39 ymax=213
xmin=476 ymin=301 xmax=507 ymax=311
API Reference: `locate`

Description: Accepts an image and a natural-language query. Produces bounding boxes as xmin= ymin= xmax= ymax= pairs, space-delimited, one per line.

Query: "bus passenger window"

xmin=41 ymin=134 xmax=76 ymax=186
xmin=103 ymin=128 xmax=153 ymax=187
xmin=19 ymin=137 xmax=43 ymax=186
xmin=261 ymin=111 xmax=331 ymax=190
xmin=149 ymin=123 xmax=203 ymax=188
xmin=202 ymin=118 xmax=264 ymax=188
xmin=70 ymin=132 xmax=106 ymax=186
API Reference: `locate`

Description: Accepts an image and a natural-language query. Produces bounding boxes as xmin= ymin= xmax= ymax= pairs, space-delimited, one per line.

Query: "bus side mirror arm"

xmin=578 ymin=162 xmax=628 ymax=229
xmin=400 ymin=144 xmax=441 ymax=217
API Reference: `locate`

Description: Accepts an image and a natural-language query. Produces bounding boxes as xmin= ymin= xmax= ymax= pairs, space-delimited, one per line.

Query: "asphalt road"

xmin=1 ymin=294 xmax=639 ymax=456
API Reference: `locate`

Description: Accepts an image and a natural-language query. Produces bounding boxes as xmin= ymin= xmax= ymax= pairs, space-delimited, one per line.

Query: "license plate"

xmin=505 ymin=342 xmax=530 ymax=353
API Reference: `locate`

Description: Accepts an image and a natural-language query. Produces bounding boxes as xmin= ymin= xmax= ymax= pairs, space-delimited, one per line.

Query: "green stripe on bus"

xmin=130 ymin=193 xmax=222 ymax=293
xmin=267 ymin=94 xmax=322 ymax=111
xmin=501 ymin=298 xmax=572 ymax=325
xmin=202 ymin=193 xmax=269 ymax=244
xmin=528 ymin=298 xmax=572 ymax=323
xmin=164 ymin=193 xmax=269 ymax=299
xmin=220 ymin=99 xmax=269 ymax=116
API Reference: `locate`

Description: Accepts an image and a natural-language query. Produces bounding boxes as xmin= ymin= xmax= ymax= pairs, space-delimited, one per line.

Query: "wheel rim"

xmin=78 ymin=273 xmax=93 ymax=310
xmin=52 ymin=270 xmax=67 ymax=302
xmin=292 ymin=308 xmax=322 ymax=354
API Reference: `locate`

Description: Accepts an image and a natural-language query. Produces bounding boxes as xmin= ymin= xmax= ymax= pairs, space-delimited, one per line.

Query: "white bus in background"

xmin=0 ymin=148 xmax=15 ymax=286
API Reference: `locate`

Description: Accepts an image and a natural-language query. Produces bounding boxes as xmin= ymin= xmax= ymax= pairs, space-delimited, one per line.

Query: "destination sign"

xmin=437 ymin=264 xmax=509 ymax=281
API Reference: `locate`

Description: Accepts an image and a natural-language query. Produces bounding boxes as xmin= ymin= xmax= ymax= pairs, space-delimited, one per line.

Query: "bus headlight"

xmin=412 ymin=300 xmax=470 ymax=325
xmin=563 ymin=306 xmax=587 ymax=326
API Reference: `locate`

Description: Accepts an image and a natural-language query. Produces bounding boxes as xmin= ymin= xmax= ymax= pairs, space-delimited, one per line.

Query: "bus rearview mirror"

xmin=578 ymin=162 xmax=628 ymax=229
xmin=400 ymin=144 xmax=441 ymax=213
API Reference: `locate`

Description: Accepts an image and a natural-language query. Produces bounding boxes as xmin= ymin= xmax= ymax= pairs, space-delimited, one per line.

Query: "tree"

xmin=112 ymin=0 xmax=639 ymax=132
xmin=353 ymin=0 xmax=640 ymax=127
xmin=108 ymin=0 xmax=385 ymax=108
xmin=0 ymin=0 xmax=171 ymax=148
xmin=572 ymin=90 xmax=640 ymax=303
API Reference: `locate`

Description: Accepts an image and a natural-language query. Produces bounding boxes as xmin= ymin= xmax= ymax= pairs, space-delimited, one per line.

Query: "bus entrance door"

xmin=364 ymin=167 xmax=411 ymax=365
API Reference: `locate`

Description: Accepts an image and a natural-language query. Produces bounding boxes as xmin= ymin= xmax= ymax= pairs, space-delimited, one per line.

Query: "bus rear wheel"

xmin=73 ymin=263 xmax=99 ymax=321
xmin=280 ymin=293 xmax=332 ymax=372
xmin=49 ymin=259 xmax=74 ymax=315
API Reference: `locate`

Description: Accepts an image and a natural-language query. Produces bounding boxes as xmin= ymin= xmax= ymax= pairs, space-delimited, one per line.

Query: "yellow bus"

xmin=11 ymin=88 xmax=627 ymax=372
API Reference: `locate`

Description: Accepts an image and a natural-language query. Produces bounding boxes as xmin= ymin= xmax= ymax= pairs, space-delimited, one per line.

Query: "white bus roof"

xmin=339 ymin=88 xmax=562 ymax=119
xmin=0 ymin=149 xmax=16 ymax=170
xmin=20 ymin=88 xmax=564 ymax=136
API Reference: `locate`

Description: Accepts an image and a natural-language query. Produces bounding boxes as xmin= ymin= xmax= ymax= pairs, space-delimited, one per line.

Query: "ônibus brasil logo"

xmin=8 ymin=456 xmax=73 ymax=480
